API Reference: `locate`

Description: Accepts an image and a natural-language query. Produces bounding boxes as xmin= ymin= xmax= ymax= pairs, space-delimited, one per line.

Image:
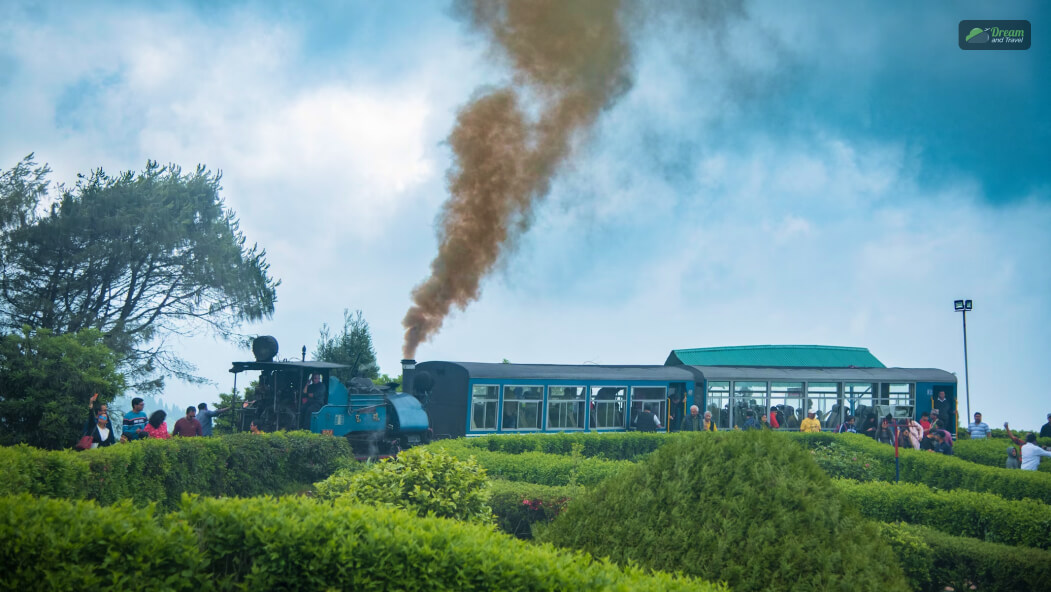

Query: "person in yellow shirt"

xmin=702 ymin=410 xmax=719 ymax=432
xmin=799 ymin=409 xmax=822 ymax=433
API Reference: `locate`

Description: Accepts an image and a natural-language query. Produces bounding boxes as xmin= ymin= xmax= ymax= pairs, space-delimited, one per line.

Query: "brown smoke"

xmin=402 ymin=0 xmax=633 ymax=358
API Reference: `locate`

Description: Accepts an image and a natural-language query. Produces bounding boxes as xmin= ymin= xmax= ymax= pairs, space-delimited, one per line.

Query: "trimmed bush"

xmin=879 ymin=522 xmax=1051 ymax=592
xmin=489 ymin=479 xmax=582 ymax=539
xmin=955 ymin=437 xmax=1051 ymax=473
xmin=789 ymin=432 xmax=1051 ymax=504
xmin=468 ymin=432 xmax=672 ymax=460
xmin=0 ymin=431 xmax=353 ymax=509
xmin=835 ymin=479 xmax=1051 ymax=549
xmin=428 ymin=439 xmax=632 ymax=486
xmin=539 ymin=431 xmax=909 ymax=592
xmin=0 ymin=493 xmax=725 ymax=592
xmin=313 ymin=447 xmax=493 ymax=523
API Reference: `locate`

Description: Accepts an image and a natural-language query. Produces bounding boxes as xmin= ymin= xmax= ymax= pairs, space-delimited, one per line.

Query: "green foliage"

xmin=0 ymin=327 xmax=125 ymax=449
xmin=489 ymin=479 xmax=581 ymax=539
xmin=539 ymin=431 xmax=909 ymax=592
xmin=314 ymin=308 xmax=379 ymax=382
xmin=0 ymin=495 xmax=201 ymax=591
xmin=428 ymin=438 xmax=633 ymax=486
xmin=315 ymin=447 xmax=493 ymax=523
xmin=955 ymin=436 xmax=1051 ymax=473
xmin=0 ymin=156 xmax=278 ymax=389
xmin=467 ymin=431 xmax=671 ymax=460
xmin=878 ymin=521 xmax=1051 ymax=592
xmin=808 ymin=440 xmax=886 ymax=480
xmin=0 ymin=432 xmax=352 ymax=510
xmin=790 ymin=432 xmax=1051 ymax=504
xmin=0 ymin=494 xmax=723 ymax=592
xmin=835 ymin=479 xmax=1051 ymax=549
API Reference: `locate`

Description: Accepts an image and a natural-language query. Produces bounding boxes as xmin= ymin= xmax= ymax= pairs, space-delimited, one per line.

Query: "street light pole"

xmin=954 ymin=300 xmax=973 ymax=422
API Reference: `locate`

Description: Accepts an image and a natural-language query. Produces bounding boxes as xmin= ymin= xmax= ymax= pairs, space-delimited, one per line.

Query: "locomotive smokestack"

xmin=401 ymin=359 xmax=416 ymax=395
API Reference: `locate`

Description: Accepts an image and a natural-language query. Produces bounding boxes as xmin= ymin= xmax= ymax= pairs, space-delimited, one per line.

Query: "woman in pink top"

xmin=143 ymin=410 xmax=170 ymax=439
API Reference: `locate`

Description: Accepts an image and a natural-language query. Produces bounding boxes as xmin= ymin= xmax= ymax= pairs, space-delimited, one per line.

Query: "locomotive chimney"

xmin=401 ymin=359 xmax=416 ymax=395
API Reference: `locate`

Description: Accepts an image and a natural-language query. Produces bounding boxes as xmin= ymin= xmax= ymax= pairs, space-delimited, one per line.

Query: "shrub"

xmin=428 ymin=439 xmax=632 ymax=486
xmin=489 ymin=479 xmax=582 ymax=538
xmin=0 ymin=493 xmax=725 ymax=592
xmin=835 ymin=479 xmax=1051 ymax=549
xmin=878 ymin=522 xmax=1051 ymax=592
xmin=808 ymin=440 xmax=886 ymax=480
xmin=315 ymin=447 xmax=493 ymax=523
xmin=538 ymin=431 xmax=909 ymax=592
xmin=955 ymin=437 xmax=1051 ymax=473
xmin=0 ymin=432 xmax=353 ymax=509
xmin=789 ymin=432 xmax=1051 ymax=504
xmin=470 ymin=432 xmax=672 ymax=460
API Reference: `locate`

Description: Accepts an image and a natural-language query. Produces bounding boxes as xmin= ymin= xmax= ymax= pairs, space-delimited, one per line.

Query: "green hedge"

xmin=463 ymin=432 xmax=673 ymax=460
xmin=0 ymin=432 xmax=353 ymax=509
xmin=954 ymin=437 xmax=1051 ymax=473
xmin=789 ymin=432 xmax=1051 ymax=504
xmin=427 ymin=439 xmax=632 ymax=486
xmin=879 ymin=522 xmax=1051 ymax=592
xmin=835 ymin=479 xmax=1051 ymax=549
xmin=0 ymin=494 xmax=723 ymax=592
xmin=489 ymin=479 xmax=582 ymax=539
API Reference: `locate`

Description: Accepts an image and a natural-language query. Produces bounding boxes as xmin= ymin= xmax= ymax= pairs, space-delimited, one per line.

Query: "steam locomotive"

xmin=231 ymin=337 xmax=430 ymax=454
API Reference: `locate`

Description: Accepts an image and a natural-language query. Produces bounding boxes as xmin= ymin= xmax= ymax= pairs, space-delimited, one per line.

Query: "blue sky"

xmin=2 ymin=1 xmax=1048 ymax=428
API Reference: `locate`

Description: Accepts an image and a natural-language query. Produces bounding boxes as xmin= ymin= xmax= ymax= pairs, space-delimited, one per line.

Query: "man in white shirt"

xmin=1021 ymin=433 xmax=1051 ymax=471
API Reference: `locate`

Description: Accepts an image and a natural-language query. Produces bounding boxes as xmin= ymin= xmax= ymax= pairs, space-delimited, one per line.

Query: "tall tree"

xmin=314 ymin=309 xmax=379 ymax=384
xmin=0 ymin=155 xmax=279 ymax=390
xmin=0 ymin=327 xmax=125 ymax=449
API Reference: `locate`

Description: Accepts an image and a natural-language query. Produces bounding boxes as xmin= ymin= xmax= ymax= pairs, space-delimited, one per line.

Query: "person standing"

xmin=682 ymin=405 xmax=702 ymax=431
xmin=1040 ymin=413 xmax=1051 ymax=439
xmin=836 ymin=416 xmax=857 ymax=434
xmin=933 ymin=391 xmax=955 ymax=433
xmin=172 ymin=406 xmax=203 ymax=437
xmin=1020 ymin=433 xmax=1051 ymax=471
xmin=875 ymin=417 xmax=895 ymax=445
xmin=799 ymin=409 xmax=821 ymax=433
xmin=143 ymin=410 xmax=170 ymax=439
xmin=967 ymin=412 xmax=991 ymax=439
xmin=702 ymin=411 xmax=718 ymax=432
xmin=196 ymin=403 xmax=230 ymax=437
xmin=122 ymin=398 xmax=148 ymax=441
xmin=89 ymin=412 xmax=116 ymax=448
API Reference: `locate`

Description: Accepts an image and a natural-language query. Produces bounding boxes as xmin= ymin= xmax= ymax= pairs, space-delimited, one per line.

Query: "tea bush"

xmin=312 ymin=447 xmax=493 ymax=523
xmin=789 ymin=432 xmax=1051 ymax=503
xmin=954 ymin=437 xmax=1051 ymax=473
xmin=539 ymin=431 xmax=909 ymax=592
xmin=0 ymin=431 xmax=353 ymax=509
xmin=878 ymin=522 xmax=1051 ymax=592
xmin=427 ymin=439 xmax=632 ymax=486
xmin=0 ymin=493 xmax=726 ymax=592
xmin=469 ymin=431 xmax=672 ymax=460
xmin=835 ymin=479 xmax=1051 ymax=549
xmin=489 ymin=479 xmax=582 ymax=538
xmin=807 ymin=440 xmax=885 ymax=480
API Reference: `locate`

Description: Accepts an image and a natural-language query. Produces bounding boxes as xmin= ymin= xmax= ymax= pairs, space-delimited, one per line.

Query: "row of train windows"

xmin=469 ymin=384 xmax=669 ymax=431
xmin=705 ymin=381 xmax=916 ymax=429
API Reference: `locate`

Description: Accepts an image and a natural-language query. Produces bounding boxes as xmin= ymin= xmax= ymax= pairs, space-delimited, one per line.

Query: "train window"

xmin=547 ymin=386 xmax=586 ymax=430
xmin=630 ymin=386 xmax=666 ymax=430
xmin=501 ymin=385 xmax=543 ymax=431
xmin=845 ymin=383 xmax=876 ymax=420
xmin=732 ymin=382 xmax=768 ymax=428
xmin=706 ymin=382 xmax=730 ymax=429
xmin=591 ymin=386 xmax=627 ymax=429
xmin=770 ymin=382 xmax=803 ymax=430
xmin=806 ymin=383 xmax=840 ymax=428
xmin=470 ymin=385 xmax=499 ymax=431
xmin=881 ymin=383 xmax=914 ymax=406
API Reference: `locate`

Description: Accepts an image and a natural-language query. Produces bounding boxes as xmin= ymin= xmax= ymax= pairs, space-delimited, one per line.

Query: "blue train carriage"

xmin=410 ymin=361 xmax=702 ymax=439
xmin=685 ymin=366 xmax=957 ymax=431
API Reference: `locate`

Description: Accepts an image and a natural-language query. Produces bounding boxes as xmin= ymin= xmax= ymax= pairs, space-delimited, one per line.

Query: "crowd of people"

xmin=80 ymin=394 xmax=240 ymax=449
xmin=672 ymin=401 xmax=1051 ymax=472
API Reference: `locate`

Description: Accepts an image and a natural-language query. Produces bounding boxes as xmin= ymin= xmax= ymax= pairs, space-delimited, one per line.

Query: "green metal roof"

xmin=665 ymin=345 xmax=885 ymax=368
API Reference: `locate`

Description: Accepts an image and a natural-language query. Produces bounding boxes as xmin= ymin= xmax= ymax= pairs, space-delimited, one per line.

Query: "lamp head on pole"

xmin=954 ymin=299 xmax=973 ymax=312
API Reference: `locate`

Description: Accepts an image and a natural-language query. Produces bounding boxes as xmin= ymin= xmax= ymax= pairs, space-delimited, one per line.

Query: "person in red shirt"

xmin=768 ymin=406 xmax=780 ymax=429
xmin=172 ymin=406 xmax=203 ymax=437
xmin=918 ymin=412 xmax=932 ymax=435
